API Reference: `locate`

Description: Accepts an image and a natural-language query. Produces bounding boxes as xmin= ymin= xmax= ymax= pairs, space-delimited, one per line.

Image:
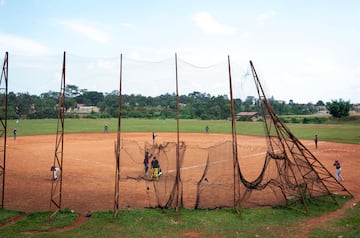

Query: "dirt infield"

xmin=4 ymin=132 xmax=360 ymax=213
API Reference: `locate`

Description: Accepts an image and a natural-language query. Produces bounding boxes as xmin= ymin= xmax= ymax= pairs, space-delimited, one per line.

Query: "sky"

xmin=0 ymin=0 xmax=359 ymax=104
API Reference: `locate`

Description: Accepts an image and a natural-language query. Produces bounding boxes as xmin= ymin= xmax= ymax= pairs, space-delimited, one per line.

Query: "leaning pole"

xmin=50 ymin=51 xmax=66 ymax=218
xmin=0 ymin=52 xmax=8 ymax=209
xmin=227 ymin=55 xmax=241 ymax=209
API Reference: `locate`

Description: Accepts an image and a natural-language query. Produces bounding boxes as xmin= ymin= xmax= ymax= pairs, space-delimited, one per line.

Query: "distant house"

xmin=315 ymin=105 xmax=329 ymax=115
xmin=353 ymin=104 xmax=360 ymax=113
xmin=75 ymin=104 xmax=100 ymax=114
xmin=236 ymin=112 xmax=259 ymax=120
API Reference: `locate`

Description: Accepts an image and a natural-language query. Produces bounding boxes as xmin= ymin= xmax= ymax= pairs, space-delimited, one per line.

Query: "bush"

xmin=291 ymin=117 xmax=301 ymax=123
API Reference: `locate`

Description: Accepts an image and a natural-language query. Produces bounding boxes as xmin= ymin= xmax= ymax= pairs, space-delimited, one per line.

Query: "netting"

xmin=118 ymin=140 xmax=184 ymax=208
xmin=117 ymin=138 xmax=239 ymax=209
xmin=115 ymin=132 xmax=351 ymax=211
xmin=8 ymin=54 xmax=250 ymax=99
xmin=194 ymin=141 xmax=235 ymax=209
xmin=4 ymin=53 xmax=352 ymax=212
xmin=115 ymin=59 xmax=352 ymax=212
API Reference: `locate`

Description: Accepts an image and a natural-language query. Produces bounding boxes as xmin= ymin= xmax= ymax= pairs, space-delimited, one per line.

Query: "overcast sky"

xmin=0 ymin=0 xmax=359 ymax=103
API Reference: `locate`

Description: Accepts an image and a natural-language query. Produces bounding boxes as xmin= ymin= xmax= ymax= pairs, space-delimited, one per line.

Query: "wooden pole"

xmin=175 ymin=53 xmax=180 ymax=221
xmin=113 ymin=54 xmax=123 ymax=218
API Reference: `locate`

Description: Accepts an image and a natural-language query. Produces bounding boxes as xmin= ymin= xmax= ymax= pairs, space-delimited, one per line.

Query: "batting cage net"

xmin=112 ymin=59 xmax=352 ymax=212
xmin=116 ymin=133 xmax=351 ymax=211
xmin=4 ymin=53 xmax=352 ymax=213
xmin=117 ymin=139 xmax=238 ymax=209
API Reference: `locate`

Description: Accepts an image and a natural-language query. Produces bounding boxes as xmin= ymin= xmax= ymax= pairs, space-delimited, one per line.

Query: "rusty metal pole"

xmin=227 ymin=55 xmax=240 ymax=208
xmin=113 ymin=54 xmax=123 ymax=218
xmin=0 ymin=52 xmax=8 ymax=208
xmin=175 ymin=53 xmax=181 ymax=221
xmin=50 ymin=51 xmax=66 ymax=218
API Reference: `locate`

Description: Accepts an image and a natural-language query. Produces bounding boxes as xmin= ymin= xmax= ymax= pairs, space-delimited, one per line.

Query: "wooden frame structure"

xmin=49 ymin=52 xmax=66 ymax=217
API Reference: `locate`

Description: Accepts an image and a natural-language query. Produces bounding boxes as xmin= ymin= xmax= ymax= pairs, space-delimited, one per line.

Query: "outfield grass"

xmin=7 ymin=117 xmax=360 ymax=144
xmin=0 ymin=196 xmax=356 ymax=238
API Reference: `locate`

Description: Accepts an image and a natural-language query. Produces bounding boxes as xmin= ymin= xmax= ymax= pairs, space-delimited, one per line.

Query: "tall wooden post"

xmin=0 ymin=52 xmax=8 ymax=208
xmin=50 ymin=51 xmax=66 ymax=218
xmin=113 ymin=54 xmax=123 ymax=218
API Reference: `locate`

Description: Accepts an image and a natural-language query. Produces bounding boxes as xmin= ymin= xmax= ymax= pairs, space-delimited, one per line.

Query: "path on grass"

xmin=297 ymin=194 xmax=359 ymax=238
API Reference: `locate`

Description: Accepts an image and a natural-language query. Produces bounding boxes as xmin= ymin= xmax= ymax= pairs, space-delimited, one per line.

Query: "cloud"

xmin=193 ymin=11 xmax=237 ymax=35
xmin=256 ymin=10 xmax=276 ymax=26
xmin=87 ymin=58 xmax=118 ymax=71
xmin=354 ymin=65 xmax=360 ymax=76
xmin=119 ymin=22 xmax=134 ymax=28
xmin=59 ymin=20 xmax=110 ymax=43
xmin=0 ymin=33 xmax=51 ymax=55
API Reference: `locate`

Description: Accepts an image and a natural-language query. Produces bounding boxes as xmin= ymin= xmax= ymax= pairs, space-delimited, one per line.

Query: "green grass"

xmin=0 ymin=195 xmax=354 ymax=237
xmin=0 ymin=209 xmax=22 ymax=223
xmin=7 ymin=117 xmax=360 ymax=144
xmin=0 ymin=209 xmax=76 ymax=237
xmin=309 ymin=201 xmax=360 ymax=238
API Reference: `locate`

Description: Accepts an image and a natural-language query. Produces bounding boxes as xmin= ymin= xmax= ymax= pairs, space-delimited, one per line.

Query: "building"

xmin=236 ymin=112 xmax=259 ymax=120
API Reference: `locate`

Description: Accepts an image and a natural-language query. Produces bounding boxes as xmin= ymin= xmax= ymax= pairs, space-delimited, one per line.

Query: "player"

xmin=50 ymin=165 xmax=60 ymax=180
xmin=144 ymin=150 xmax=149 ymax=176
xmin=152 ymin=132 xmax=157 ymax=145
xmin=333 ymin=160 xmax=344 ymax=181
xmin=150 ymin=156 xmax=160 ymax=180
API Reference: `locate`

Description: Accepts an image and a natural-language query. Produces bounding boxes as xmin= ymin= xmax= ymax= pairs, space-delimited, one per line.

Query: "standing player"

xmin=50 ymin=166 xmax=60 ymax=180
xmin=144 ymin=150 xmax=150 ymax=176
xmin=152 ymin=132 xmax=157 ymax=145
xmin=150 ymin=156 xmax=160 ymax=180
xmin=333 ymin=160 xmax=344 ymax=181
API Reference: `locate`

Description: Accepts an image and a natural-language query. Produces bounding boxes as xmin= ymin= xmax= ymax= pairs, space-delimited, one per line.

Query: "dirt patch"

xmin=4 ymin=132 xmax=360 ymax=233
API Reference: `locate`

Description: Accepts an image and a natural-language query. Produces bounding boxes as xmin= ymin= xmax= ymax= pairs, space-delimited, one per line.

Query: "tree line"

xmin=6 ymin=84 xmax=352 ymax=120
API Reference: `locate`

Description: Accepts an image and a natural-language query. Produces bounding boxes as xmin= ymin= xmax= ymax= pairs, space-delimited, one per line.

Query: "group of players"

xmin=144 ymin=150 xmax=162 ymax=180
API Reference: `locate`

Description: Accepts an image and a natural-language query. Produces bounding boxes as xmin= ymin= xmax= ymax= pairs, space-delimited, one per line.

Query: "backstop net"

xmin=6 ymin=53 xmax=352 ymax=212
xmin=116 ymin=58 xmax=352 ymax=212
xmin=117 ymin=138 xmax=238 ymax=209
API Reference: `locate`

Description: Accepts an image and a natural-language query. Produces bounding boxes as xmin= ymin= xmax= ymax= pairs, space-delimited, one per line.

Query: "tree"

xmin=326 ymin=99 xmax=351 ymax=118
xmin=315 ymin=100 xmax=325 ymax=106
xmin=66 ymin=84 xmax=80 ymax=98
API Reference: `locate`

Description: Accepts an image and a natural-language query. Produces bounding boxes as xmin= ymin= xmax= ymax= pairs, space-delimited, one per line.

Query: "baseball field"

xmin=5 ymin=132 xmax=360 ymax=214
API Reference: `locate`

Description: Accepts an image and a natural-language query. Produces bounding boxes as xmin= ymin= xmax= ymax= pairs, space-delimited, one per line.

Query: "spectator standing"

xmin=152 ymin=132 xmax=157 ymax=145
xmin=314 ymin=134 xmax=318 ymax=149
